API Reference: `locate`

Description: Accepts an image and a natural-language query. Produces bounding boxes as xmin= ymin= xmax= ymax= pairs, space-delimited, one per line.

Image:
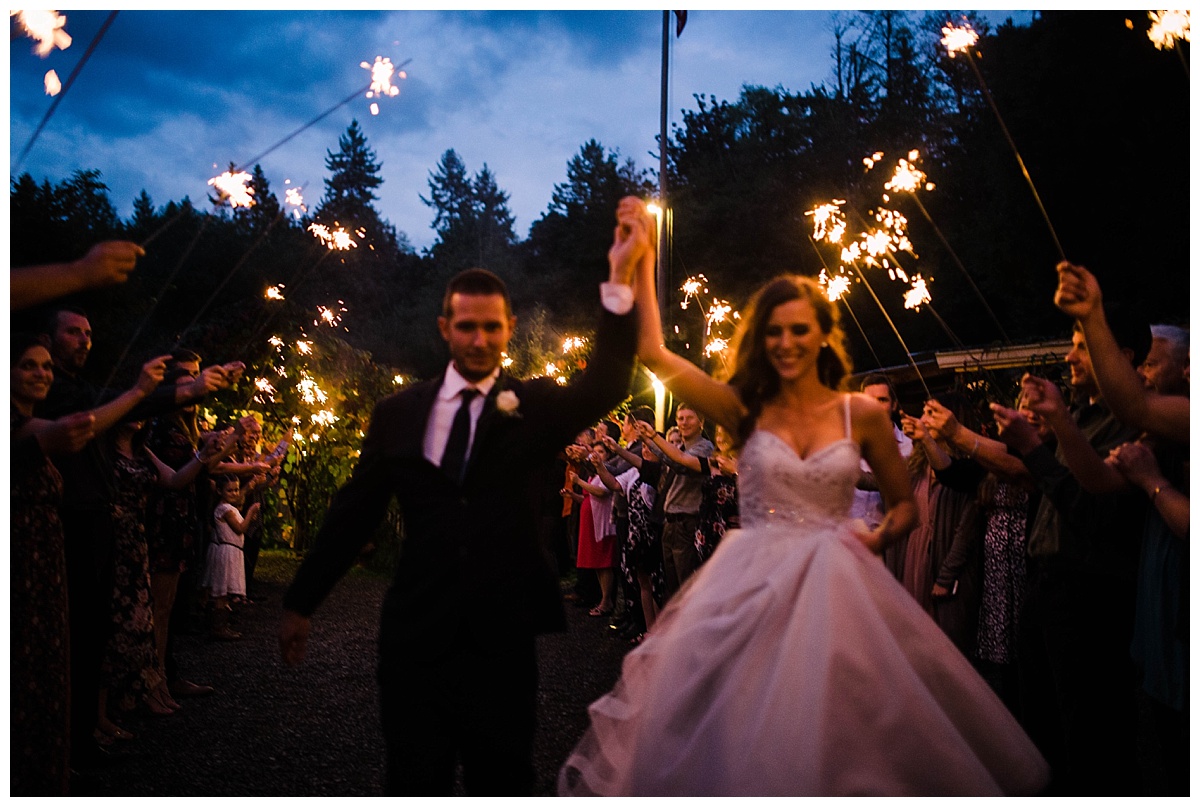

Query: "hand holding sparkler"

xmin=1019 ymin=374 xmax=1070 ymax=425
xmin=10 ymin=240 xmax=145 ymax=310
xmin=921 ymin=399 xmax=961 ymax=442
xmin=135 ymin=354 xmax=171 ymax=395
xmin=197 ymin=427 xmax=240 ymax=468
xmin=990 ymin=402 xmax=1042 ymax=455
xmin=1053 ymin=261 xmax=1103 ymax=321
xmin=33 ymin=411 xmax=96 ymax=455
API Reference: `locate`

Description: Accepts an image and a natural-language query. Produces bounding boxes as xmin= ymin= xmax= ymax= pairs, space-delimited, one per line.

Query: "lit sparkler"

xmin=310 ymin=409 xmax=339 ymax=427
xmin=941 ymin=21 xmax=979 ymax=57
xmin=862 ymin=152 xmax=885 ymax=170
xmin=501 ymin=352 xmax=514 ymax=369
xmin=268 ymin=335 xmax=284 ymax=348
xmin=703 ymin=337 xmax=729 ymax=358
xmin=296 ymin=372 xmax=328 ymax=405
xmin=1148 ymin=10 xmax=1190 ymax=49
xmin=315 ymin=302 xmax=347 ymax=329
xmin=562 ymin=336 xmax=587 ymax=353
xmin=208 ymin=170 xmax=255 ymax=209
xmin=284 ymin=185 xmax=305 ymax=217
xmin=393 ymin=374 xmax=406 ymax=385
xmin=904 ymin=275 xmax=932 ymax=310
xmin=819 ymin=269 xmax=852 ymax=302
xmin=265 ymin=285 xmax=285 ymax=300
xmin=295 ymin=339 xmax=313 ymax=355
xmin=806 ymin=200 xmax=848 ymax=244
xmin=362 ymin=56 xmax=403 ymax=99
xmin=11 ymin=10 xmax=72 ymax=56
xmin=253 ymin=377 xmax=277 ymax=403
xmin=941 ymin=17 xmax=1065 ymax=259
xmin=44 ymin=69 xmax=61 ymax=96
xmin=679 ymin=275 xmax=708 ymax=310
xmin=308 ymin=223 xmax=357 ymax=250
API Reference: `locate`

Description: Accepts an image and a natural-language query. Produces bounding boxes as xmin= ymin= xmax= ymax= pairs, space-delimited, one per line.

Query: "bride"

xmin=558 ymin=198 xmax=1049 ymax=796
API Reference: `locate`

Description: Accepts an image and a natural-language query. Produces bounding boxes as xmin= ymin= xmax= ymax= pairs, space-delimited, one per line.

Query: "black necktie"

xmin=440 ymin=388 xmax=479 ymax=483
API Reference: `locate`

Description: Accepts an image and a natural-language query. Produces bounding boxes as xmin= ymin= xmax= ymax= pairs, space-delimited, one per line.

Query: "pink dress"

xmin=902 ymin=469 xmax=936 ymax=614
xmin=559 ymin=397 xmax=1047 ymax=796
xmin=576 ymin=484 xmax=615 ymax=569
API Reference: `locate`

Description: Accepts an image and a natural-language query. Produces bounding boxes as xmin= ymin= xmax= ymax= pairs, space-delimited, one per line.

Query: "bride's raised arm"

xmin=618 ymin=197 xmax=746 ymax=435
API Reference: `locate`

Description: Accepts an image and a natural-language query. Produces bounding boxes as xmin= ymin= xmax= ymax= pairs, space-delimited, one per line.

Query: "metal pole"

xmin=658 ymin=11 xmax=670 ymax=325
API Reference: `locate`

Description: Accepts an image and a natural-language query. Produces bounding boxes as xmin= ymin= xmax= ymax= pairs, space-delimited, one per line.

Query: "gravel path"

xmin=74 ymin=552 xmax=628 ymax=796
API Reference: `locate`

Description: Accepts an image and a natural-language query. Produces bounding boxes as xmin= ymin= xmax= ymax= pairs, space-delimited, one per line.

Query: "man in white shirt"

xmin=280 ymin=198 xmax=652 ymax=795
xmin=850 ymin=373 xmax=913 ymax=580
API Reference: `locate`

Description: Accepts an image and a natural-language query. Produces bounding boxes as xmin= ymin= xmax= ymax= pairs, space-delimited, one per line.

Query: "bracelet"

xmin=968 ymin=437 xmax=980 ymax=460
xmin=1152 ymin=484 xmax=1171 ymax=504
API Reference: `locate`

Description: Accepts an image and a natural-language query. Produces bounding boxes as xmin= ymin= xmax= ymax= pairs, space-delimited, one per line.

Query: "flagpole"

xmin=658 ymin=11 xmax=670 ymax=326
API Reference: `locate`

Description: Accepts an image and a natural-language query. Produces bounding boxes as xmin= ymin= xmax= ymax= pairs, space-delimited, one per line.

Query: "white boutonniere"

xmin=495 ymin=389 xmax=521 ymax=417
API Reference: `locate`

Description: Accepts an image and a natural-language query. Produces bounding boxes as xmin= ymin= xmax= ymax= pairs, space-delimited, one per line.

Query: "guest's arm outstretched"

xmin=1054 ymin=261 xmax=1188 ymax=442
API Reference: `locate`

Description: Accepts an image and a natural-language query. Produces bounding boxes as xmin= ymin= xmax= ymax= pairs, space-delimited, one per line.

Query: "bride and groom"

xmin=280 ymin=198 xmax=1048 ymax=796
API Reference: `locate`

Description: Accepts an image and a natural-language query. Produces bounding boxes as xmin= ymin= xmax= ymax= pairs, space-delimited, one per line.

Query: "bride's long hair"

xmin=723 ymin=275 xmax=852 ymax=444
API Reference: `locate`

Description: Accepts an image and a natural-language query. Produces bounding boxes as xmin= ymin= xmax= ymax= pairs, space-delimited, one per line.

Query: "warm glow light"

xmin=208 ymin=170 xmax=255 ymax=208
xmin=11 ymin=10 xmax=72 ymax=56
xmin=1148 ymin=10 xmax=1190 ymax=49
xmin=941 ymin=22 xmax=979 ymax=57
xmin=393 ymin=374 xmax=406 ymax=385
xmin=265 ymin=285 xmax=285 ymax=300
xmin=308 ymin=222 xmax=357 ymax=250
xmin=904 ymin=275 xmax=932 ymax=310
xmin=805 ymin=200 xmax=848 ymax=244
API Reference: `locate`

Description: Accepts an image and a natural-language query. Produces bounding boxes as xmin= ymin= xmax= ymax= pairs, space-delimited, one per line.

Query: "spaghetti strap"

xmin=843 ymin=394 xmax=852 ymax=440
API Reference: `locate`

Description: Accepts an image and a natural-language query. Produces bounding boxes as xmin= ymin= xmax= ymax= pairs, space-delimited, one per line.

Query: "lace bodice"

xmin=736 ymin=397 xmax=862 ymax=530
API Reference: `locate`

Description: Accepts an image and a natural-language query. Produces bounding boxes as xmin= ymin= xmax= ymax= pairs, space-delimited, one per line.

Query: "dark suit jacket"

xmin=283 ymin=306 xmax=637 ymax=658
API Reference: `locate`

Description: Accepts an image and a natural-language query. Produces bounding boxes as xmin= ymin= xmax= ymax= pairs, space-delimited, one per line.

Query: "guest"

xmin=852 ymin=373 xmax=914 ymax=580
xmin=11 ymin=333 xmax=93 ymax=796
xmin=653 ymin=404 xmax=714 ymax=599
xmin=99 ymin=420 xmax=232 ymax=732
xmin=567 ymin=442 xmax=619 ymax=617
xmin=994 ymin=302 xmax=1150 ymax=794
xmin=203 ymin=475 xmax=262 ymax=640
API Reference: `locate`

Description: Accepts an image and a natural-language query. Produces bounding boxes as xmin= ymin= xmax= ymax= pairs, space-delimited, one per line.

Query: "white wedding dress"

xmin=558 ymin=396 xmax=1049 ymax=796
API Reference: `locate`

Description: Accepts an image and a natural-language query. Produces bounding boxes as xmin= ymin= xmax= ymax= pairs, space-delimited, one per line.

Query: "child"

xmin=203 ymin=475 xmax=260 ymax=640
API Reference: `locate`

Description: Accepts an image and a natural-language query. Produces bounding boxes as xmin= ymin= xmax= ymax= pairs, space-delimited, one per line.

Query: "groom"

xmin=279 ymin=199 xmax=652 ymax=794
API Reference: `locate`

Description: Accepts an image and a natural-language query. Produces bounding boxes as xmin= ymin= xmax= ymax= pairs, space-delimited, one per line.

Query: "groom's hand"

xmin=279 ymin=609 xmax=311 ymax=666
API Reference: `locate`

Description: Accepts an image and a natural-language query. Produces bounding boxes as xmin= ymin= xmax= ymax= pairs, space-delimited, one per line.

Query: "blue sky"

xmin=9 ymin=8 xmax=1033 ymax=252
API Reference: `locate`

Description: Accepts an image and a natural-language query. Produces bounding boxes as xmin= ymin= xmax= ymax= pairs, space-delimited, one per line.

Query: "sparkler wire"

xmin=847 ymin=263 xmax=931 ymax=399
xmin=172 ymin=207 xmax=288 ymax=349
xmin=906 ymin=191 xmax=1012 ymax=345
xmin=962 ymin=50 xmax=1066 ymax=261
xmin=95 ymin=215 xmax=212 ymax=405
xmin=236 ymin=58 xmax=411 ymax=172
xmin=805 ymin=234 xmax=884 ymax=369
xmin=13 ymin=11 xmax=119 ymax=173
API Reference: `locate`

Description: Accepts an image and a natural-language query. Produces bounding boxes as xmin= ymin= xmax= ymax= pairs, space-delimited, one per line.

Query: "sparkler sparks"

xmin=819 ymin=269 xmax=852 ymax=302
xmin=862 ymin=152 xmax=885 ymax=170
xmin=362 ymin=55 xmax=404 ymax=115
xmin=295 ymin=339 xmax=313 ymax=355
xmin=501 ymin=352 xmax=514 ymax=369
xmin=208 ymin=170 xmax=255 ymax=208
xmin=11 ymin=10 xmax=72 ymax=56
xmin=253 ymin=377 xmax=277 ymax=403
xmin=265 ymin=285 xmax=285 ymax=300
xmin=44 ymin=69 xmax=61 ymax=96
xmin=268 ymin=335 xmax=284 ymax=348
xmin=284 ymin=185 xmax=306 ymax=218
xmin=562 ymin=336 xmax=587 ymax=353
xmin=941 ymin=21 xmax=979 ymax=57
xmin=679 ymin=275 xmax=709 ymax=310
xmin=885 ymin=158 xmax=929 ymax=194
xmin=904 ymin=275 xmax=932 ymax=310
xmin=296 ymin=372 xmax=328 ymax=405
xmin=806 ymin=200 xmax=848 ymax=244
xmin=1148 ymin=10 xmax=1190 ymax=49
xmin=315 ymin=302 xmax=347 ymax=329
xmin=308 ymin=223 xmax=357 ymax=250
xmin=310 ymin=409 xmax=339 ymax=427
xmin=703 ymin=338 xmax=730 ymax=358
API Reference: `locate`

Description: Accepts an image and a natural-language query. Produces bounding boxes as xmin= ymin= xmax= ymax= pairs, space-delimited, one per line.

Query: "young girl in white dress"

xmin=558 ymin=197 xmax=1049 ymax=796
xmin=203 ymin=475 xmax=260 ymax=640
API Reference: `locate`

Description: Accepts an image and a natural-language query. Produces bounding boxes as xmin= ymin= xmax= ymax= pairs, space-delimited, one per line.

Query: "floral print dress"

xmin=11 ymin=411 xmax=70 ymax=795
xmin=101 ymin=451 xmax=164 ymax=711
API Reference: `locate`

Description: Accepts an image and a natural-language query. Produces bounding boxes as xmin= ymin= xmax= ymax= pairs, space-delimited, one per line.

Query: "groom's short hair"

xmin=442 ymin=268 xmax=512 ymax=318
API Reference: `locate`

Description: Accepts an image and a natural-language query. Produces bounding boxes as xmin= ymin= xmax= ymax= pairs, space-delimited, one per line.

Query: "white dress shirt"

xmin=423 ymin=281 xmax=633 ymax=469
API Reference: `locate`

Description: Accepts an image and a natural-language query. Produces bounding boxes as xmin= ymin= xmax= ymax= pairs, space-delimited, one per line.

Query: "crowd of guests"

xmin=556 ymin=404 xmax=740 ymax=647
xmin=12 ymin=241 xmax=1187 ymax=796
xmin=11 ymin=241 xmax=287 ymax=795
xmin=551 ymin=261 xmax=1188 ymax=796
